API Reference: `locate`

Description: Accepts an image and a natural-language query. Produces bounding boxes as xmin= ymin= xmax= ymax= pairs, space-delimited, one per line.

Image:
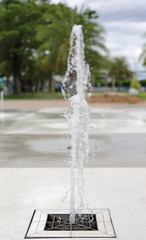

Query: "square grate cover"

xmin=25 ymin=209 xmax=116 ymax=238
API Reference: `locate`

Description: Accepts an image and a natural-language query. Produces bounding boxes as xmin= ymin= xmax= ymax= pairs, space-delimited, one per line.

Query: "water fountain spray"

xmin=25 ymin=25 xmax=116 ymax=239
xmin=63 ymin=25 xmax=91 ymax=224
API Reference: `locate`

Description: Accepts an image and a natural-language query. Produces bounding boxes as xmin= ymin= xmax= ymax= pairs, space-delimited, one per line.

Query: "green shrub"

xmin=130 ymin=77 xmax=140 ymax=90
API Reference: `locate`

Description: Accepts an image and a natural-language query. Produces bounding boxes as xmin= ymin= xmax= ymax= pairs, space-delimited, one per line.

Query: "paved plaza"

xmin=0 ymin=168 xmax=145 ymax=240
xmin=0 ymin=100 xmax=146 ymax=240
xmin=0 ymin=100 xmax=146 ymax=167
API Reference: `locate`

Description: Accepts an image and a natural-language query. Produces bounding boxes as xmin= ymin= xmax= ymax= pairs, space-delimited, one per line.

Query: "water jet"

xmin=25 ymin=25 xmax=116 ymax=239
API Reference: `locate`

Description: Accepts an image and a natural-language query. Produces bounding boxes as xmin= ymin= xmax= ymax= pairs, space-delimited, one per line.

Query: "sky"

xmin=51 ymin=0 xmax=146 ymax=72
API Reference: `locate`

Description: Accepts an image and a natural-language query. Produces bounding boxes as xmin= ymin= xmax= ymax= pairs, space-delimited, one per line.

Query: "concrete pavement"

xmin=0 ymin=168 xmax=145 ymax=240
xmin=0 ymin=102 xmax=146 ymax=239
xmin=0 ymin=105 xmax=146 ymax=167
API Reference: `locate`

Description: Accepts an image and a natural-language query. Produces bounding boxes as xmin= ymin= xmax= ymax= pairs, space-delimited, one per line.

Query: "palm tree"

xmin=139 ymin=34 xmax=146 ymax=66
xmin=108 ymin=56 xmax=132 ymax=91
xmin=0 ymin=0 xmax=41 ymax=94
xmin=36 ymin=4 xmax=106 ymax=91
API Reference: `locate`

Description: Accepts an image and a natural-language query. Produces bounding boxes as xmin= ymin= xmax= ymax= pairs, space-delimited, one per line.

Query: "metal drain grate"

xmin=25 ymin=209 xmax=116 ymax=238
xmin=44 ymin=214 xmax=98 ymax=231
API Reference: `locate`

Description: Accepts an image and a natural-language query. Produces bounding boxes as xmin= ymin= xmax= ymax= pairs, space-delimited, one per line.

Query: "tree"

xmin=0 ymin=0 xmax=41 ymax=94
xmin=130 ymin=77 xmax=140 ymax=90
xmin=0 ymin=1 xmax=107 ymax=94
xmin=36 ymin=4 xmax=106 ymax=91
xmin=139 ymin=34 xmax=146 ymax=66
xmin=108 ymin=56 xmax=132 ymax=90
xmin=21 ymin=56 xmax=48 ymax=92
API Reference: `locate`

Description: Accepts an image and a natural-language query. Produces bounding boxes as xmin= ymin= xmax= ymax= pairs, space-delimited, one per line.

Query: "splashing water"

xmin=63 ymin=25 xmax=91 ymax=224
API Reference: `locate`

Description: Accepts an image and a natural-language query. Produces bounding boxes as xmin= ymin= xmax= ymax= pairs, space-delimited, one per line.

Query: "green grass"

xmin=4 ymin=91 xmax=146 ymax=101
xmin=116 ymin=91 xmax=129 ymax=94
xmin=5 ymin=92 xmax=63 ymax=100
xmin=138 ymin=92 xmax=146 ymax=100
xmin=92 ymin=91 xmax=129 ymax=96
xmin=91 ymin=92 xmax=104 ymax=96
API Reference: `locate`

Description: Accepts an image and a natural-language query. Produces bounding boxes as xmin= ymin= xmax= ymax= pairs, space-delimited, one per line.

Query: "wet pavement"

xmin=0 ymin=104 xmax=146 ymax=167
xmin=0 ymin=168 xmax=146 ymax=240
xmin=0 ymin=103 xmax=146 ymax=240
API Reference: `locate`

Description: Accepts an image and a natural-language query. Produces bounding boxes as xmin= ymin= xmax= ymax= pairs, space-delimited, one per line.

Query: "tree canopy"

xmin=140 ymin=34 xmax=146 ymax=67
xmin=0 ymin=0 xmax=41 ymax=93
xmin=0 ymin=0 xmax=107 ymax=94
xmin=36 ymin=3 xmax=106 ymax=90
xmin=108 ymin=56 xmax=132 ymax=90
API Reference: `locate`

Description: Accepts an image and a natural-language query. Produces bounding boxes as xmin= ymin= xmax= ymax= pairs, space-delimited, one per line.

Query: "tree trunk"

xmin=34 ymin=79 xmax=39 ymax=92
xmin=6 ymin=77 xmax=10 ymax=94
xmin=48 ymin=72 xmax=52 ymax=92
xmin=21 ymin=78 xmax=25 ymax=93
xmin=40 ymin=79 xmax=44 ymax=91
xmin=118 ymin=77 xmax=121 ymax=91
xmin=112 ymin=77 xmax=115 ymax=91
xmin=13 ymin=73 xmax=21 ymax=95
xmin=6 ymin=77 xmax=9 ymax=88
xmin=13 ymin=58 xmax=22 ymax=95
xmin=30 ymin=81 xmax=33 ymax=93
